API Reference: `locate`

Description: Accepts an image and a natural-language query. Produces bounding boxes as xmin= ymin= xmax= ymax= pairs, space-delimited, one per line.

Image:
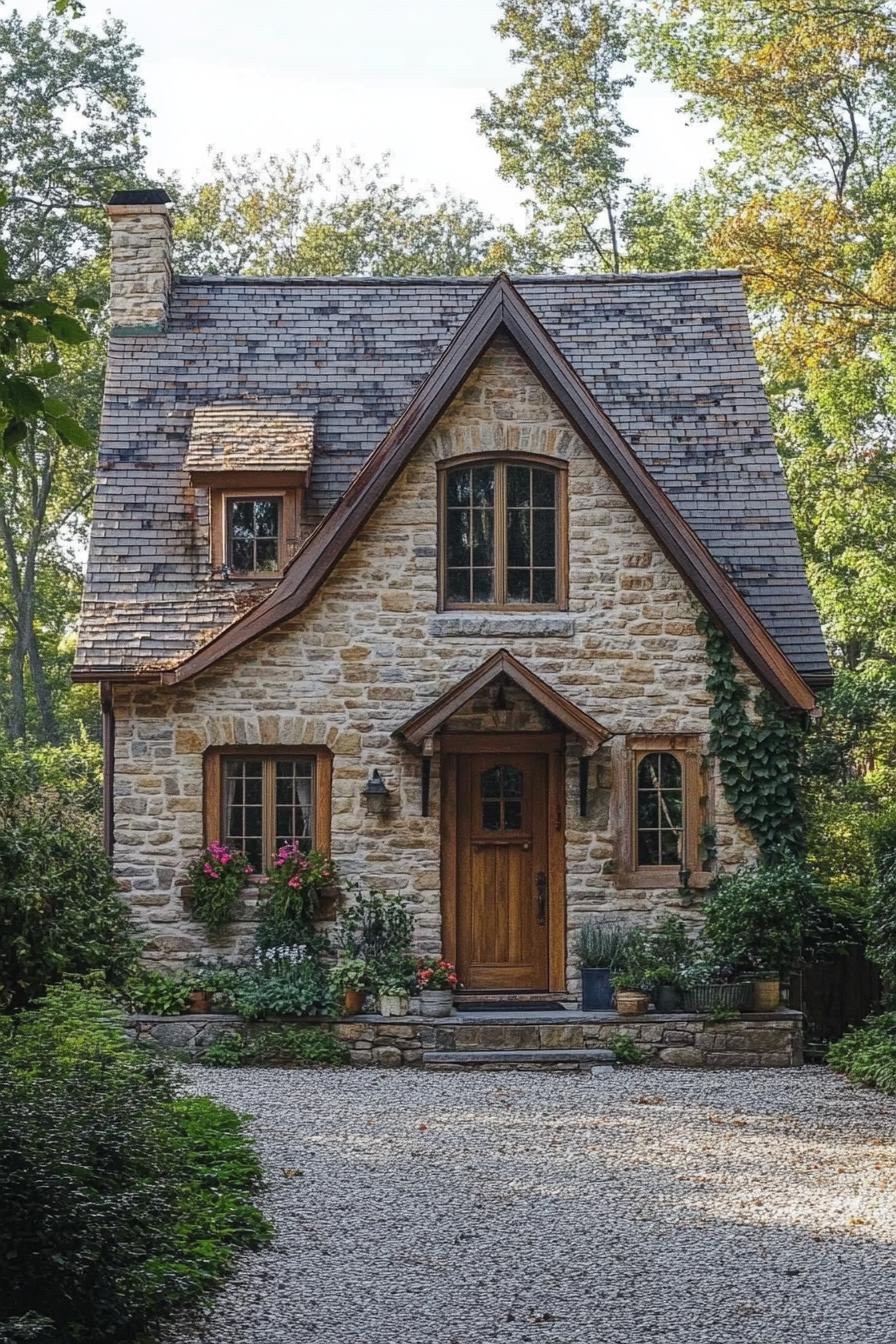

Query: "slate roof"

xmin=76 ymin=271 xmax=831 ymax=684
xmin=184 ymin=403 xmax=315 ymax=475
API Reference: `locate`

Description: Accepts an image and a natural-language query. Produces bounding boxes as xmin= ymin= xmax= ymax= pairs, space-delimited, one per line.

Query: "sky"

xmin=27 ymin=0 xmax=717 ymax=222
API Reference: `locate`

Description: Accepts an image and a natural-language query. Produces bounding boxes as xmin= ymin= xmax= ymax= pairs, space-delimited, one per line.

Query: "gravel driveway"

xmin=164 ymin=1065 xmax=896 ymax=1344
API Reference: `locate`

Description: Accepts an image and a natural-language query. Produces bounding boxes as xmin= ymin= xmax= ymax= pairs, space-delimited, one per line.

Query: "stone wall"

xmin=125 ymin=1010 xmax=803 ymax=1069
xmin=112 ymin=335 xmax=760 ymax=982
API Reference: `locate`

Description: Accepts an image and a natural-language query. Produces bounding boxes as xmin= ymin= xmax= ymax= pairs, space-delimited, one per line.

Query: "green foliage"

xmin=867 ymin=858 xmax=896 ymax=996
xmin=698 ymin=614 xmax=805 ymax=857
xmin=703 ymin=859 xmax=823 ymax=973
xmin=211 ymin=940 xmax=333 ymax=1020
xmin=476 ymin=0 xmax=634 ymax=271
xmin=202 ymin=1024 xmax=349 ymax=1069
xmin=608 ymin=1032 xmax=647 ymax=1064
xmin=828 ymin=1012 xmax=896 ymax=1094
xmin=329 ymin=956 xmax=370 ymax=996
xmin=173 ymin=149 xmax=524 ymax=278
xmin=119 ymin=967 xmax=192 ymax=1016
xmin=333 ymin=885 xmax=415 ymax=991
xmin=0 ymin=755 xmax=135 ymax=1009
xmin=0 ymin=982 xmax=270 ymax=1341
xmin=185 ymin=842 xmax=253 ymax=936
xmin=574 ymin=920 xmax=630 ymax=968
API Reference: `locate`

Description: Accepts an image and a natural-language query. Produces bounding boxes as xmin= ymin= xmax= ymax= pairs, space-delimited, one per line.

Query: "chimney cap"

xmin=107 ymin=188 xmax=172 ymax=206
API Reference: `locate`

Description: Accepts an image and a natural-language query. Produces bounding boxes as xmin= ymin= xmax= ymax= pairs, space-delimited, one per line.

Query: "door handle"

xmin=536 ymin=870 xmax=547 ymax=925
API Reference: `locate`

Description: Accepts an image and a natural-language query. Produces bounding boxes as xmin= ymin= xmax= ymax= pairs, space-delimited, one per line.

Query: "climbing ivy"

xmin=697 ymin=614 xmax=805 ymax=859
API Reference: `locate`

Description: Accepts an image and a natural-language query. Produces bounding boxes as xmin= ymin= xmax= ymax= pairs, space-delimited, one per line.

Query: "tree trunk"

xmin=25 ymin=623 xmax=58 ymax=744
xmin=5 ymin=627 xmax=26 ymax=741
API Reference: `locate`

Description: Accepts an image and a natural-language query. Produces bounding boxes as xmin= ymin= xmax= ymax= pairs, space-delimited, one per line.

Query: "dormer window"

xmin=439 ymin=457 xmax=567 ymax=610
xmin=227 ymin=496 xmax=282 ymax=574
xmin=184 ymin=402 xmax=315 ymax=581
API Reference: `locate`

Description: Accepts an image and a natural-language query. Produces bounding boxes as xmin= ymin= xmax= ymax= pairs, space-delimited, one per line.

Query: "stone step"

xmin=423 ymin=1048 xmax=615 ymax=1072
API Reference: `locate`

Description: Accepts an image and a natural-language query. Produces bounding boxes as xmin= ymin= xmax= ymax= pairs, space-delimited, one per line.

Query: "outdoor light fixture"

xmin=678 ymin=865 xmax=693 ymax=906
xmin=362 ymin=769 xmax=391 ymax=817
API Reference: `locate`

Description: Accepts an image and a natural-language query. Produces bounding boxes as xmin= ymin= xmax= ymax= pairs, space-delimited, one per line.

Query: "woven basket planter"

xmin=681 ymin=981 xmax=751 ymax=1014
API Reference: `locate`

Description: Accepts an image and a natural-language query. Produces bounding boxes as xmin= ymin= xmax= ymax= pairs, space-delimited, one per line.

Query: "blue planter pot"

xmin=581 ymin=966 xmax=613 ymax=1010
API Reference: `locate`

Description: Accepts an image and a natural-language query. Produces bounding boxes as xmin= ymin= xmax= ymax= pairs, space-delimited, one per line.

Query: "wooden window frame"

xmin=437 ymin=454 xmax=568 ymax=612
xmin=611 ymin=734 xmax=712 ymax=890
xmin=208 ymin=483 xmax=300 ymax=578
xmin=203 ymin=746 xmax=332 ymax=865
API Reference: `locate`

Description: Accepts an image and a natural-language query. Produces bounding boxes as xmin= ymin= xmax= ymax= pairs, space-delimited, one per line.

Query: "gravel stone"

xmin=162 ymin=1065 xmax=896 ymax=1344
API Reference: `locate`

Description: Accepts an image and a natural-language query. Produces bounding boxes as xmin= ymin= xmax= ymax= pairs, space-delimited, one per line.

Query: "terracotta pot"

xmin=419 ymin=988 xmax=454 ymax=1018
xmin=342 ymin=988 xmax=365 ymax=1016
xmin=751 ymin=976 xmax=781 ymax=1012
xmin=187 ymin=989 xmax=212 ymax=1015
xmin=615 ymin=990 xmax=649 ymax=1016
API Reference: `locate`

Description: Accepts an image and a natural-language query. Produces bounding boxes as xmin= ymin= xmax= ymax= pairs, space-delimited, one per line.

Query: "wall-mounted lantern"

xmin=362 ymin=769 xmax=392 ymax=817
xmin=678 ymin=865 xmax=693 ymax=906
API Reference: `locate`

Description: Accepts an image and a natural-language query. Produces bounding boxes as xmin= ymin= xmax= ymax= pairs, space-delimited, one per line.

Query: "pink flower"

xmin=202 ymin=862 xmax=219 ymax=879
xmin=287 ymin=875 xmax=301 ymax=889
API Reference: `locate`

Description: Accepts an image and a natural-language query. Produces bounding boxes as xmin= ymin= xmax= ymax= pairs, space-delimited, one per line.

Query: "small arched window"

xmin=441 ymin=459 xmax=565 ymax=609
xmin=636 ymin=751 xmax=683 ymax=867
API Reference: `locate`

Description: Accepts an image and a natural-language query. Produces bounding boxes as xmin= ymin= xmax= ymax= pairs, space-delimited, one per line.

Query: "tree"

xmin=0 ymin=8 xmax=149 ymax=742
xmin=475 ymin=0 xmax=634 ymax=272
xmin=637 ymin=0 xmax=896 ymax=669
xmin=173 ymin=150 xmax=528 ymax=277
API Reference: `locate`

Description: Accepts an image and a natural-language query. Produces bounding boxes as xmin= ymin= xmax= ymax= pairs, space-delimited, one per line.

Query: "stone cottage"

xmin=75 ymin=190 xmax=830 ymax=996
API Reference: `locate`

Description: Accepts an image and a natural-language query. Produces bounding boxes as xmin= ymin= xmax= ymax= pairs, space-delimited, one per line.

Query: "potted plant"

xmin=647 ymin=963 xmax=684 ymax=1013
xmin=679 ymin=958 xmax=751 ymax=1013
xmin=377 ymin=977 xmax=409 ymax=1017
xmin=184 ymin=842 xmax=253 ymax=935
xmin=416 ymin=957 xmax=458 ymax=1017
xmin=574 ymin=921 xmax=629 ymax=1010
xmin=611 ymin=970 xmax=650 ymax=1016
xmin=329 ymin=957 xmax=369 ymax=1015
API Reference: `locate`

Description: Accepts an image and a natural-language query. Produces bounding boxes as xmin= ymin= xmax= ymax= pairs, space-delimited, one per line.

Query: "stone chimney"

xmin=105 ymin=189 xmax=173 ymax=333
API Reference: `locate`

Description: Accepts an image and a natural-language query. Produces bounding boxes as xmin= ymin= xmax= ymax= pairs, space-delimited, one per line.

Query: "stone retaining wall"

xmin=126 ymin=1009 xmax=802 ymax=1069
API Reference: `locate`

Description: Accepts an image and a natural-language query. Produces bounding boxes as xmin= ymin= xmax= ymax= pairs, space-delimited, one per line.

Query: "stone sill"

xmin=428 ymin=612 xmax=576 ymax=639
xmin=125 ymin=1008 xmax=801 ymax=1027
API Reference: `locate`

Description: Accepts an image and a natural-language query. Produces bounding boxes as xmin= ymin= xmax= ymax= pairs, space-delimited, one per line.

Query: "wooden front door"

xmin=452 ymin=747 xmax=552 ymax=991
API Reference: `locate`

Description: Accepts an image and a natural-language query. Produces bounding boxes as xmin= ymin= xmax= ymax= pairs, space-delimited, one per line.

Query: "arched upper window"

xmin=636 ymin=751 xmax=683 ymax=867
xmin=440 ymin=459 xmax=566 ymax=609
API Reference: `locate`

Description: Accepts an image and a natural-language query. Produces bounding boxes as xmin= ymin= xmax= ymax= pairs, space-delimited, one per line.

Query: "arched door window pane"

xmin=480 ymin=764 xmax=523 ymax=831
xmin=636 ymin=752 xmax=683 ymax=866
xmin=443 ymin=460 xmax=561 ymax=608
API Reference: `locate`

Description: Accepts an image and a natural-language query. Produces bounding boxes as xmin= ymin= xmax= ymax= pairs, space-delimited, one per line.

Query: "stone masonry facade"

xmin=112 ymin=336 xmax=759 ymax=987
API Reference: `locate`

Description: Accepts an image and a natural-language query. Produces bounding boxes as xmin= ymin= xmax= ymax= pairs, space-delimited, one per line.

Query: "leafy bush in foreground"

xmin=0 ymin=748 xmax=136 ymax=1009
xmin=0 ymin=983 xmax=270 ymax=1342
xmin=828 ymin=1012 xmax=896 ymax=1095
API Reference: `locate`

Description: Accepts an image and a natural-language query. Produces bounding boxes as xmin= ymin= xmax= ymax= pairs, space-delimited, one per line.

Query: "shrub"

xmin=608 ymin=1032 xmax=647 ymax=1064
xmin=828 ymin=1012 xmax=896 ymax=1094
xmin=185 ymin=842 xmax=253 ymax=935
xmin=703 ymin=858 xmax=822 ymax=974
xmin=0 ymin=982 xmax=270 ymax=1341
xmin=203 ymin=1024 xmax=348 ymax=1068
xmin=333 ymin=885 xmax=414 ymax=990
xmin=119 ymin=966 xmax=193 ymax=1015
xmin=0 ymin=788 xmax=136 ymax=1011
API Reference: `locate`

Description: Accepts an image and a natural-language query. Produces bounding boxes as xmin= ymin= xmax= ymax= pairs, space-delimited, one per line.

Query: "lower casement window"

xmin=203 ymin=747 xmax=332 ymax=870
xmin=611 ymin=734 xmax=711 ymax=889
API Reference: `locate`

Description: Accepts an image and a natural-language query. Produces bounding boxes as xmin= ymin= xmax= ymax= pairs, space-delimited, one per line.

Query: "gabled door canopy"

xmin=394 ymin=649 xmax=612 ymax=757
xmin=164 ymin=273 xmax=815 ymax=711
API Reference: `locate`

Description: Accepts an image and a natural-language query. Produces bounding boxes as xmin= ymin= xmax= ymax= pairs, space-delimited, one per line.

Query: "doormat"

xmin=456 ymin=1000 xmax=566 ymax=1012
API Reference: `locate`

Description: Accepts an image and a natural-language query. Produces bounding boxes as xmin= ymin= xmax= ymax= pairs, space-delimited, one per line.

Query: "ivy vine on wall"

xmin=697 ymin=613 xmax=805 ymax=859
